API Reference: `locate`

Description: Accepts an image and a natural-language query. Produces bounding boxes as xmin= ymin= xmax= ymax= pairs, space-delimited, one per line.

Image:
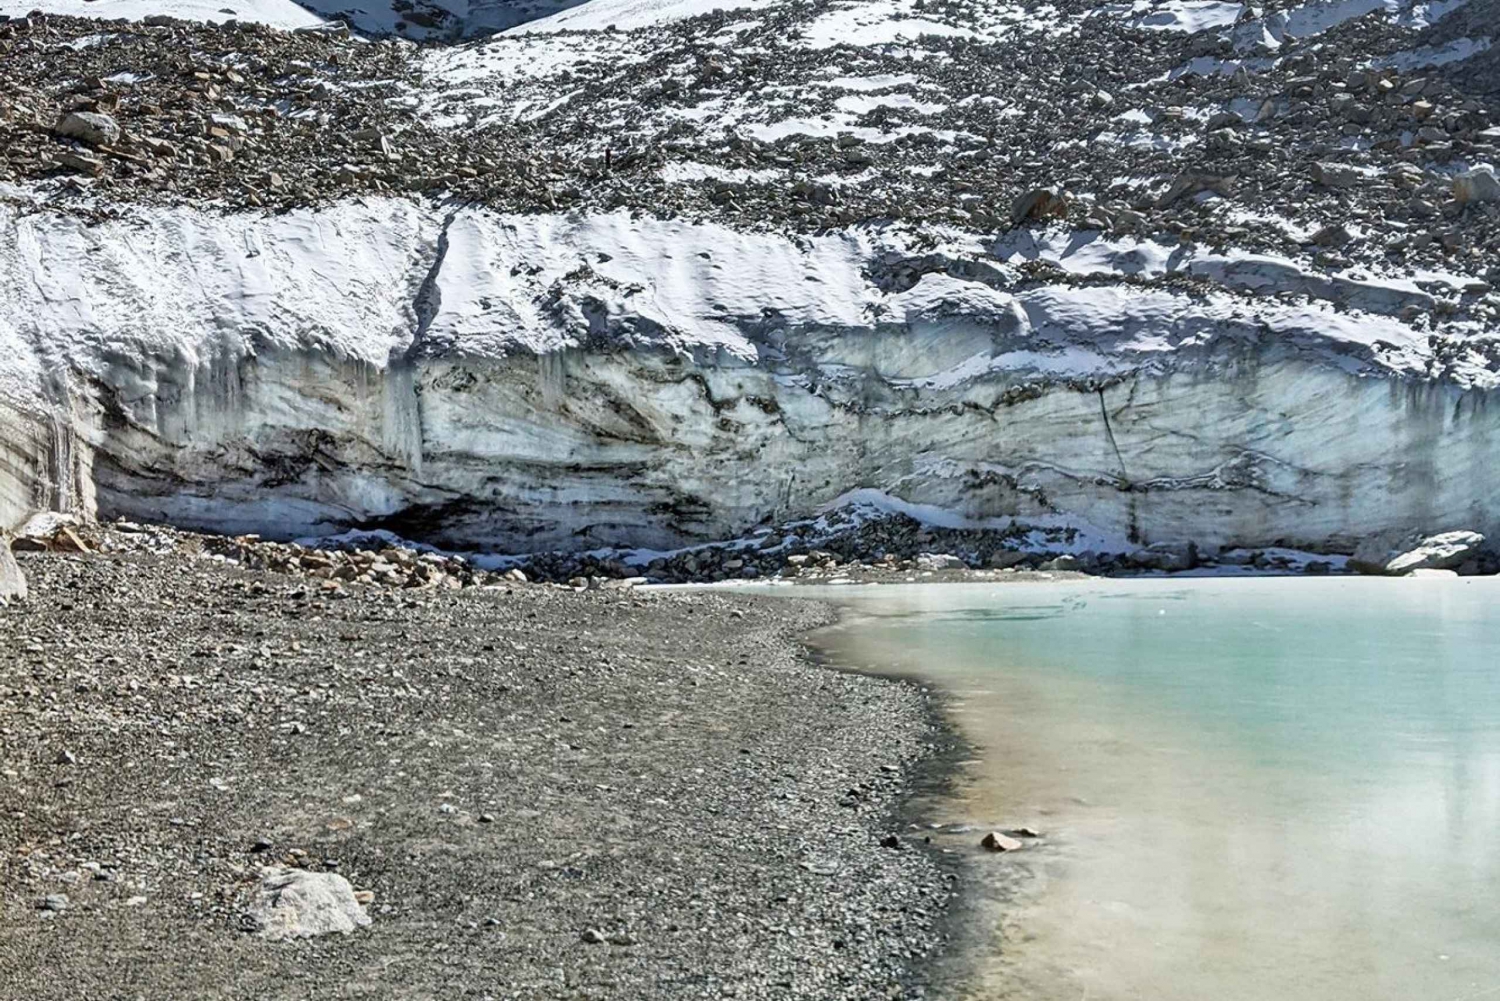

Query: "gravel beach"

xmin=0 ymin=551 xmax=961 ymax=1000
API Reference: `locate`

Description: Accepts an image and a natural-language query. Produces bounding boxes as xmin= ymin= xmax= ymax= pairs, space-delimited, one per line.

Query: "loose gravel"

xmin=0 ymin=551 xmax=962 ymax=1000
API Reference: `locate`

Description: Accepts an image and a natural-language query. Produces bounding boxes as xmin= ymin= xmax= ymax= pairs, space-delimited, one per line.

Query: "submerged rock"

xmin=242 ymin=869 xmax=372 ymax=940
xmin=981 ymin=831 xmax=1024 ymax=853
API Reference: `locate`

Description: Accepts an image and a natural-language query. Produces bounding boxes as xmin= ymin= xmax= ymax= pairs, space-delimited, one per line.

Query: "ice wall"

xmin=3 ymin=196 xmax=1497 ymax=553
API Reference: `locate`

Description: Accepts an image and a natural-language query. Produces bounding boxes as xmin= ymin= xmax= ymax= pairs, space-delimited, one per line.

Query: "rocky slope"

xmin=2 ymin=0 xmax=1498 ymax=559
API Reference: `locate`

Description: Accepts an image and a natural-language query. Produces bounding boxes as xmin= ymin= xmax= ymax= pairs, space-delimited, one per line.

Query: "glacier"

xmin=3 ymin=193 xmax=1498 ymax=556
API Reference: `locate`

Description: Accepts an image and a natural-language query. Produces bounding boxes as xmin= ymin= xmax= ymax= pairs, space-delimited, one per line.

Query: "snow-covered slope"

xmin=1 ymin=0 xmax=1498 ymax=555
xmin=0 ymin=0 xmax=328 ymax=28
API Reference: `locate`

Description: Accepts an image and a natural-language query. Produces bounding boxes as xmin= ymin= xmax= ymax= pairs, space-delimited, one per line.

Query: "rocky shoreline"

xmin=6 ymin=508 xmax=1493 ymax=601
xmin=0 ymin=545 xmax=970 ymax=1000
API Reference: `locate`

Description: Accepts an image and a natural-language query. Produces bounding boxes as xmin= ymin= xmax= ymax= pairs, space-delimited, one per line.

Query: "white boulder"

xmin=243 ymin=869 xmax=372 ymax=940
xmin=1350 ymin=530 xmax=1484 ymax=576
xmin=54 ymin=111 xmax=121 ymax=147
xmin=1385 ymin=531 xmax=1485 ymax=575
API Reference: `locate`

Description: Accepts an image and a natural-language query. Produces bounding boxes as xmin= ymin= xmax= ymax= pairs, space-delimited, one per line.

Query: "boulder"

xmin=1011 ymin=187 xmax=1068 ymax=227
xmin=1350 ymin=530 xmax=1484 ymax=575
xmin=1453 ymin=166 xmax=1500 ymax=204
xmin=987 ymin=550 xmax=1029 ymax=570
xmin=1385 ymin=531 xmax=1485 ymax=575
xmin=915 ymin=553 xmax=967 ymax=571
xmin=1130 ymin=542 xmax=1197 ymax=572
xmin=1311 ymin=223 xmax=1354 ymax=246
xmin=0 ymin=538 xmax=25 ymax=605
xmin=12 ymin=513 xmax=91 ymax=554
xmin=1312 ymin=162 xmax=1361 ymax=188
xmin=1348 ymin=530 xmax=1411 ymax=574
xmin=241 ymin=869 xmax=372 ymax=940
xmin=1155 ymin=171 xmax=1237 ymax=208
xmin=54 ymin=111 xmax=121 ymax=147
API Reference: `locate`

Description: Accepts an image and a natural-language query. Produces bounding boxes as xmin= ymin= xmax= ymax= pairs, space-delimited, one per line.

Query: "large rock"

xmin=1350 ymin=530 xmax=1484 ymax=575
xmin=242 ymin=869 xmax=372 ymax=940
xmin=54 ymin=111 xmax=121 ymax=148
xmin=11 ymin=512 xmax=88 ymax=554
xmin=1129 ymin=542 xmax=1197 ymax=572
xmin=0 ymin=538 xmax=25 ymax=605
xmin=1348 ymin=530 xmax=1411 ymax=574
xmin=1385 ymin=531 xmax=1485 ymax=575
xmin=1313 ymin=162 xmax=1361 ymax=188
xmin=915 ymin=553 xmax=967 ymax=571
xmin=1011 ymin=187 xmax=1068 ymax=226
xmin=1453 ymin=167 xmax=1500 ymax=205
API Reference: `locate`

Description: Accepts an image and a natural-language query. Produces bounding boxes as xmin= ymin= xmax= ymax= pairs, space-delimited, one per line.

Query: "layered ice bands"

xmin=3 ymin=197 xmax=1498 ymax=554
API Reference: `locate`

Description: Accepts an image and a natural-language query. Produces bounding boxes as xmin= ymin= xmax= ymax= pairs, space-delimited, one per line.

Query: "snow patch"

xmin=0 ymin=0 xmax=328 ymax=29
xmin=799 ymin=0 xmax=981 ymax=49
xmin=513 ymin=0 xmax=780 ymax=33
xmin=1125 ymin=0 xmax=1246 ymax=33
xmin=1372 ymin=36 xmax=1493 ymax=71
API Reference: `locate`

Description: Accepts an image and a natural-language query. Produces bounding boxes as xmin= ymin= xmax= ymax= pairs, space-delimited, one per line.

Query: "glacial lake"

xmin=806 ymin=576 xmax=1500 ymax=1001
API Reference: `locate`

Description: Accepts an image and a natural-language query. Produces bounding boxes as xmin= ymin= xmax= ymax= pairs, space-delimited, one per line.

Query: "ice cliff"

xmin=4 ymin=194 xmax=1498 ymax=554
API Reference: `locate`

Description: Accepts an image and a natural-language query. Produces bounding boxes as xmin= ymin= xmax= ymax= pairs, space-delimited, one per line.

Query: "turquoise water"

xmin=809 ymin=577 xmax=1500 ymax=1001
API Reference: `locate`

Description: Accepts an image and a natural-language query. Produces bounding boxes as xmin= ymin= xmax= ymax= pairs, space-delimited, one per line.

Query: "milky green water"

xmin=808 ymin=577 xmax=1500 ymax=1001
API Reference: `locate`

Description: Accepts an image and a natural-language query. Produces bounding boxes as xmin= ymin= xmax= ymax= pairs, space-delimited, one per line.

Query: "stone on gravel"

xmin=243 ymin=869 xmax=372 ymax=940
xmin=1130 ymin=543 xmax=1197 ymax=572
xmin=1312 ymin=162 xmax=1361 ymax=188
xmin=54 ymin=112 xmax=121 ymax=147
xmin=0 ymin=538 xmax=25 ymax=604
xmin=988 ymin=551 xmax=1029 ymax=570
xmin=1011 ymin=187 xmax=1068 ymax=226
xmin=1453 ymin=167 xmax=1500 ymax=204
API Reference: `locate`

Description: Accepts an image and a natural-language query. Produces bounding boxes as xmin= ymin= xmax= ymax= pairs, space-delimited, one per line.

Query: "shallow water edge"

xmin=794 ymin=575 xmax=1500 ymax=1001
